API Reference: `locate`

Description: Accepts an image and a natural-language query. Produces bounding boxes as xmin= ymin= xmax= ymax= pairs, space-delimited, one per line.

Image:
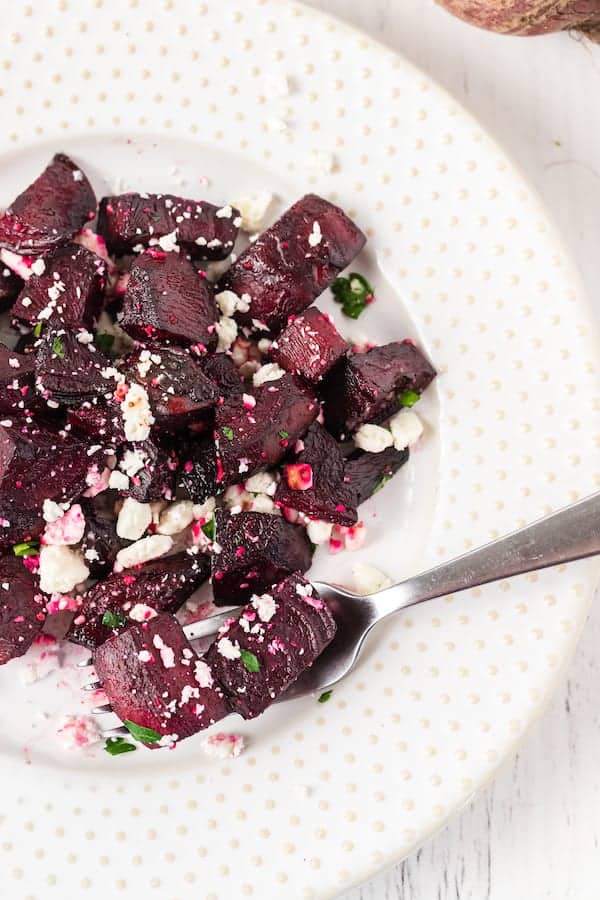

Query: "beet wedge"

xmin=211 ymin=510 xmax=312 ymax=606
xmin=93 ymin=613 xmax=228 ymax=747
xmin=0 ymin=343 xmax=37 ymax=418
xmin=0 ymin=154 xmax=96 ymax=257
xmin=79 ymin=498 xmax=127 ymax=579
xmin=221 ymin=194 xmax=366 ymax=333
xmin=271 ymin=306 xmax=348 ymax=383
xmin=206 ymin=573 xmax=336 ymax=719
xmin=67 ymin=400 xmax=125 ymax=449
xmin=274 ymin=423 xmax=358 ymax=526
xmin=199 ymin=353 xmax=244 ymax=397
xmin=0 ymin=554 xmax=45 ymax=665
xmin=321 ymin=340 xmax=436 ymax=436
xmin=176 ymin=437 xmax=219 ymax=505
xmin=344 ymin=445 xmax=409 ymax=505
xmin=34 ymin=327 xmax=112 ymax=408
xmin=120 ymin=252 xmax=218 ymax=349
xmin=215 ymin=373 xmax=319 ymax=486
xmin=97 ymin=193 xmax=240 ymax=260
xmin=68 ymin=551 xmax=210 ymax=649
xmin=12 ymin=243 xmax=106 ymax=328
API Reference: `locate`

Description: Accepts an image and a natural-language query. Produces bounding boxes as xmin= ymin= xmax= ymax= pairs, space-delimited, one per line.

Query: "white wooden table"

xmin=304 ymin=2 xmax=600 ymax=897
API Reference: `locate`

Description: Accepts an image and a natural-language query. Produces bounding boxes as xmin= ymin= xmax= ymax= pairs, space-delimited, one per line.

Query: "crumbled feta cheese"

xmin=215 ymin=204 xmax=234 ymax=219
xmin=42 ymin=503 xmax=86 ymax=546
xmin=253 ymin=362 xmax=285 ymax=386
xmin=250 ymin=493 xmax=276 ymax=515
xmin=116 ymin=497 xmax=153 ymax=541
xmin=252 ymin=593 xmax=277 ymax=622
xmin=129 ymin=603 xmax=158 ymax=622
xmin=76 ymin=330 xmax=94 ymax=345
xmin=230 ymin=191 xmax=273 ymax=232
xmin=194 ymin=659 xmax=214 ymax=688
xmin=114 ymin=534 xmax=173 ymax=570
xmin=30 ymin=257 xmax=46 ymax=276
xmin=153 ymin=633 xmax=175 ymax=669
xmin=56 ymin=714 xmax=101 ymax=749
xmin=217 ymin=637 xmax=241 ymax=660
xmin=138 ymin=650 xmax=152 ymax=663
xmin=119 ymin=447 xmax=146 ymax=477
xmin=308 ymin=220 xmax=322 ymax=248
xmin=353 ymin=423 xmax=394 ymax=453
xmin=192 ymin=496 xmax=216 ymax=523
xmin=72 ymin=169 xmax=84 ymax=182
xmin=157 ymin=500 xmax=195 ymax=535
xmin=202 ymin=732 xmax=245 ymax=759
xmin=352 ymin=562 xmax=393 ymax=595
xmin=121 ymin=383 xmax=154 ymax=441
xmin=216 ymin=315 xmax=238 ymax=352
xmin=157 ymin=228 xmax=179 ymax=253
xmin=108 ymin=470 xmax=130 ymax=491
xmin=306 ymin=519 xmax=334 ymax=545
xmin=223 ymin=485 xmax=253 ymax=512
xmin=39 ymin=545 xmax=90 ymax=595
xmin=388 ymin=409 xmax=424 ymax=450
xmin=215 ymin=289 xmax=251 ymax=317
xmin=42 ymin=498 xmax=69 ymax=523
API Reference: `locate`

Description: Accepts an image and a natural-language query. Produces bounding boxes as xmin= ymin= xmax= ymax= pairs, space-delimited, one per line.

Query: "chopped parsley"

xmin=124 ymin=720 xmax=162 ymax=744
xmin=33 ymin=321 xmax=43 ymax=337
xmin=13 ymin=540 xmax=40 ymax=558
xmin=222 ymin=426 xmax=234 ymax=441
xmin=318 ymin=690 xmax=333 ymax=703
xmin=52 ymin=335 xmax=65 ymax=359
xmin=278 ymin=430 xmax=289 ymax=439
xmin=240 ymin=649 xmax=260 ymax=673
xmin=102 ymin=611 xmax=128 ymax=629
xmin=398 ymin=389 xmax=420 ymax=408
xmin=331 ymin=272 xmax=374 ymax=319
xmin=94 ymin=332 xmax=115 ymax=354
xmin=104 ymin=737 xmax=136 ymax=756
xmin=373 ymin=473 xmax=393 ymax=495
xmin=201 ymin=515 xmax=216 ymax=541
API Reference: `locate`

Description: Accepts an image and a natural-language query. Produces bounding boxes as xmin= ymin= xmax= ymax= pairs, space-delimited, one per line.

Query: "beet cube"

xmin=211 ymin=510 xmax=312 ymax=606
xmin=274 ymin=423 xmax=358 ymax=526
xmin=221 ymin=194 xmax=366 ymax=333
xmin=12 ymin=243 xmax=106 ymax=328
xmin=97 ymin=193 xmax=240 ymax=260
xmin=344 ymin=446 xmax=409 ymax=505
xmin=118 ymin=438 xmax=178 ymax=503
xmin=68 ymin=551 xmax=210 ymax=649
xmin=93 ymin=613 xmax=228 ymax=746
xmin=0 ymin=266 xmax=23 ymax=311
xmin=34 ymin=327 xmax=112 ymax=408
xmin=321 ymin=341 xmax=436 ymax=436
xmin=199 ymin=353 xmax=244 ymax=397
xmin=176 ymin=438 xmax=219 ymax=505
xmin=271 ymin=306 xmax=348 ymax=383
xmin=0 ymin=554 xmax=45 ymax=665
xmin=79 ymin=498 xmax=127 ymax=579
xmin=67 ymin=400 xmax=125 ymax=449
xmin=0 ymin=154 xmax=96 ymax=257
xmin=0 ymin=343 xmax=36 ymax=417
xmin=120 ymin=252 xmax=218 ymax=349
xmin=215 ymin=373 xmax=318 ymax=485
xmin=206 ymin=573 xmax=336 ymax=718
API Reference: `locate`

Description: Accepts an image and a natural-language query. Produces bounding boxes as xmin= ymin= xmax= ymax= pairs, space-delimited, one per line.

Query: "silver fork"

xmin=85 ymin=491 xmax=600 ymax=736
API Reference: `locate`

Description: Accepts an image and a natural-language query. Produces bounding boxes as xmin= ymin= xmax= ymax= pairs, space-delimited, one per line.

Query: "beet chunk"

xmin=34 ymin=327 xmax=112 ymax=408
xmin=271 ymin=306 xmax=348 ymax=383
xmin=117 ymin=438 xmax=178 ymax=502
xmin=344 ymin=446 xmax=409 ymax=505
xmin=97 ymin=193 xmax=240 ymax=260
xmin=79 ymin=498 xmax=127 ymax=579
xmin=0 ymin=554 xmax=45 ymax=664
xmin=0 ymin=419 xmax=104 ymax=548
xmin=176 ymin=438 xmax=219 ymax=504
xmin=206 ymin=573 xmax=336 ymax=718
xmin=274 ymin=423 xmax=358 ymax=526
xmin=0 ymin=266 xmax=23 ymax=311
xmin=12 ymin=243 xmax=106 ymax=328
xmin=67 ymin=400 xmax=125 ymax=449
xmin=0 ymin=154 xmax=96 ymax=257
xmin=93 ymin=613 xmax=228 ymax=746
xmin=211 ymin=510 xmax=312 ymax=606
xmin=120 ymin=252 xmax=218 ymax=349
xmin=221 ymin=194 xmax=366 ymax=333
xmin=199 ymin=353 xmax=244 ymax=397
xmin=215 ymin=373 xmax=318 ymax=486
xmin=68 ymin=551 xmax=210 ymax=649
xmin=321 ymin=341 xmax=436 ymax=436
xmin=125 ymin=347 xmax=218 ymax=430
xmin=0 ymin=343 xmax=36 ymax=417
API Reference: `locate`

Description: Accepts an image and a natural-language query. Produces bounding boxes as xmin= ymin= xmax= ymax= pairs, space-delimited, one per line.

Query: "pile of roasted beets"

xmin=0 ymin=153 xmax=435 ymax=749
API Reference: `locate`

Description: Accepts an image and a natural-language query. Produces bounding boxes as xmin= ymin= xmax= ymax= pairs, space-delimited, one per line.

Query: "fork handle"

xmin=384 ymin=491 xmax=600 ymax=613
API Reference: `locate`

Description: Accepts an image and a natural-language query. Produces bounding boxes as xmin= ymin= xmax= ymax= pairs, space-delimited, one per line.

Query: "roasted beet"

xmin=12 ymin=243 xmax=106 ymax=328
xmin=93 ymin=613 xmax=228 ymax=746
xmin=68 ymin=551 xmax=210 ymax=649
xmin=0 ymin=343 xmax=36 ymax=417
xmin=215 ymin=373 xmax=318 ymax=485
xmin=97 ymin=193 xmax=240 ymax=260
xmin=221 ymin=194 xmax=366 ymax=332
xmin=0 ymin=266 xmax=23 ymax=311
xmin=274 ymin=423 xmax=358 ymax=526
xmin=211 ymin=510 xmax=312 ymax=606
xmin=67 ymin=400 xmax=125 ymax=448
xmin=0 ymin=554 xmax=45 ymax=664
xmin=125 ymin=347 xmax=218 ymax=430
xmin=0 ymin=154 xmax=96 ymax=256
xmin=118 ymin=438 xmax=178 ymax=503
xmin=206 ymin=573 xmax=336 ymax=718
xmin=321 ymin=341 xmax=436 ymax=436
xmin=176 ymin=438 xmax=219 ymax=504
xmin=79 ymin=498 xmax=127 ymax=578
xmin=199 ymin=353 xmax=244 ymax=396
xmin=34 ymin=327 xmax=112 ymax=408
xmin=0 ymin=419 xmax=105 ymax=547
xmin=271 ymin=306 xmax=348 ymax=383
xmin=344 ymin=445 xmax=409 ymax=505
xmin=120 ymin=252 xmax=218 ymax=349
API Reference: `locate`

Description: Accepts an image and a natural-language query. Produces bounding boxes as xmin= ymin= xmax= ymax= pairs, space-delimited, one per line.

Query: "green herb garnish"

xmin=104 ymin=737 xmax=137 ymax=756
xmin=201 ymin=516 xmax=216 ymax=541
xmin=12 ymin=540 xmax=40 ymax=558
xmin=398 ymin=389 xmax=420 ymax=408
xmin=95 ymin=332 xmax=115 ymax=354
xmin=222 ymin=426 xmax=234 ymax=441
xmin=373 ymin=474 xmax=393 ymax=495
xmin=240 ymin=649 xmax=260 ymax=673
xmin=102 ymin=611 xmax=128 ymax=629
xmin=52 ymin=335 xmax=65 ymax=359
xmin=318 ymin=690 xmax=333 ymax=703
xmin=33 ymin=321 xmax=43 ymax=338
xmin=278 ymin=430 xmax=289 ymax=439
xmin=124 ymin=720 xmax=162 ymax=744
xmin=331 ymin=272 xmax=374 ymax=319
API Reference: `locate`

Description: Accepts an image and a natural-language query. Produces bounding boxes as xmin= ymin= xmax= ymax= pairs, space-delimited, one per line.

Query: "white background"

xmin=302 ymin=2 xmax=600 ymax=898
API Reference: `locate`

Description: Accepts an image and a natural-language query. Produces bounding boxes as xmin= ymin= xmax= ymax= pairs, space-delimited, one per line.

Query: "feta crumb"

xmin=217 ymin=636 xmax=241 ymax=660
xmin=30 ymin=257 xmax=46 ymax=276
xmin=253 ymin=362 xmax=285 ymax=387
xmin=306 ymin=519 xmax=334 ymax=545
xmin=153 ymin=633 xmax=175 ymax=669
xmin=157 ymin=228 xmax=179 ymax=253
xmin=388 ymin=409 xmax=424 ymax=450
xmin=56 ymin=714 xmax=101 ymax=749
xmin=129 ymin=603 xmax=158 ymax=622
xmin=72 ymin=169 xmax=84 ymax=182
xmin=194 ymin=659 xmax=214 ymax=688
xmin=116 ymin=497 xmax=152 ymax=541
xmin=215 ymin=289 xmax=251 ymax=317
xmin=352 ymin=562 xmax=393 ymax=595
xmin=39 ymin=545 xmax=89 ymax=594
xmin=353 ymin=423 xmax=394 ymax=454
xmin=157 ymin=500 xmax=195 ymax=535
xmin=250 ymin=493 xmax=276 ymax=515
xmin=108 ymin=470 xmax=130 ymax=491
xmin=121 ymin=383 xmax=154 ymax=442
xmin=42 ymin=503 xmax=86 ymax=546
xmin=202 ymin=732 xmax=245 ymax=759
xmin=42 ymin=498 xmax=68 ymax=523
xmin=119 ymin=447 xmax=146 ymax=477
xmin=252 ymin=593 xmax=277 ymax=622
xmin=216 ymin=315 xmax=238 ymax=352
xmin=245 ymin=471 xmax=278 ymax=495
xmin=308 ymin=220 xmax=322 ymax=248
xmin=230 ymin=191 xmax=273 ymax=232
xmin=215 ymin=204 xmax=234 ymax=219
xmin=114 ymin=534 xmax=173 ymax=570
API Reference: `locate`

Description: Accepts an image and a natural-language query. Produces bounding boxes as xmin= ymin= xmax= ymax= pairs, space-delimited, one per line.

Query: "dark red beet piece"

xmin=344 ymin=446 xmax=409 ymax=505
xmin=0 ymin=266 xmax=23 ymax=311
xmin=118 ymin=438 xmax=178 ymax=503
xmin=0 ymin=154 xmax=96 ymax=257
xmin=79 ymin=498 xmax=127 ymax=579
xmin=12 ymin=243 xmax=106 ymax=328
xmin=274 ymin=423 xmax=358 ymax=526
xmin=0 ymin=343 xmax=37 ymax=417
xmin=68 ymin=551 xmax=210 ymax=649
xmin=206 ymin=573 xmax=336 ymax=718
xmin=176 ymin=438 xmax=219 ymax=504
xmin=215 ymin=373 xmax=318 ymax=485
xmin=34 ymin=327 xmax=112 ymax=408
xmin=220 ymin=194 xmax=366 ymax=333
xmin=211 ymin=510 xmax=312 ymax=606
xmin=97 ymin=193 xmax=240 ymax=260
xmin=198 ymin=353 xmax=244 ymax=396
xmin=93 ymin=613 xmax=228 ymax=747
xmin=67 ymin=400 xmax=125 ymax=449
xmin=125 ymin=347 xmax=218 ymax=430
xmin=321 ymin=341 xmax=436 ymax=436
xmin=0 ymin=554 xmax=45 ymax=665
xmin=120 ymin=252 xmax=218 ymax=349
xmin=271 ymin=306 xmax=348 ymax=383
xmin=0 ymin=419 xmax=105 ymax=548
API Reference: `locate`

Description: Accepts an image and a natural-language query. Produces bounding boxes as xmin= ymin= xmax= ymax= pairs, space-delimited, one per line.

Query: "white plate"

xmin=0 ymin=1 xmax=599 ymax=897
